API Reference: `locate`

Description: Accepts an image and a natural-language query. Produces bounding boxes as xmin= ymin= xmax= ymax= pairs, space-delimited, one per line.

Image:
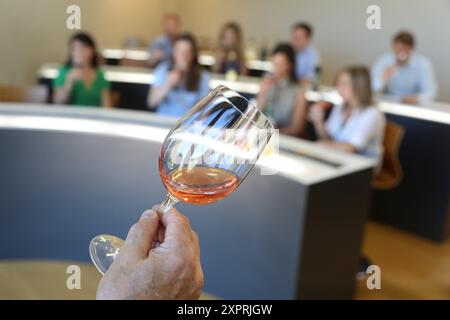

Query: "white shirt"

xmin=326 ymin=104 xmax=386 ymax=166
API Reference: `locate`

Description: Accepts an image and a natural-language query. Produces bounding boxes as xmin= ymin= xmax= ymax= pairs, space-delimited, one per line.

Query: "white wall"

xmin=0 ymin=0 xmax=167 ymax=86
xmin=175 ymin=0 xmax=450 ymax=102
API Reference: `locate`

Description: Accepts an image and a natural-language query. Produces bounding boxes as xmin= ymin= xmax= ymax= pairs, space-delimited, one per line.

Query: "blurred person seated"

xmin=311 ymin=66 xmax=386 ymax=168
xmin=147 ymin=33 xmax=210 ymax=117
xmin=256 ymin=43 xmax=306 ymax=137
xmin=147 ymin=13 xmax=181 ymax=68
xmin=371 ymin=31 xmax=437 ymax=105
xmin=97 ymin=206 xmax=204 ymax=300
xmin=291 ymin=22 xmax=321 ymax=84
xmin=212 ymin=22 xmax=247 ymax=76
xmin=53 ymin=32 xmax=112 ymax=107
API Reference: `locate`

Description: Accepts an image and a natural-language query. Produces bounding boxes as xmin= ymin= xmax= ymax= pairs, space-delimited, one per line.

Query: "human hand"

xmin=402 ymin=95 xmax=419 ymax=105
xmin=310 ymin=101 xmax=327 ymax=124
xmin=96 ymin=206 xmax=203 ymax=300
xmin=67 ymin=68 xmax=83 ymax=85
xmin=259 ymin=75 xmax=275 ymax=97
xmin=167 ymin=69 xmax=183 ymax=88
xmin=382 ymin=65 xmax=397 ymax=83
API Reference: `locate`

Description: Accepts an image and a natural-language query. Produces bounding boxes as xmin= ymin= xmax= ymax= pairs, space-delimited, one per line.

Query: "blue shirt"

xmin=148 ymin=35 xmax=173 ymax=66
xmin=371 ymin=52 xmax=437 ymax=104
xmin=152 ymin=63 xmax=211 ymax=118
xmin=295 ymin=45 xmax=320 ymax=81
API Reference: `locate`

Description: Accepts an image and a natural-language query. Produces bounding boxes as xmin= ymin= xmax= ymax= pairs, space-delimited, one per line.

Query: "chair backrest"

xmin=372 ymin=120 xmax=405 ymax=189
xmin=0 ymin=85 xmax=21 ymax=102
xmin=111 ymin=91 xmax=120 ymax=108
xmin=0 ymin=85 xmax=48 ymax=103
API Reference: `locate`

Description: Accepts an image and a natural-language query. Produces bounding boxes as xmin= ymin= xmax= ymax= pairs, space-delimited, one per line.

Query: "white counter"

xmin=101 ymin=47 xmax=272 ymax=73
xmin=38 ymin=63 xmax=450 ymax=125
xmin=0 ymin=103 xmax=375 ymax=185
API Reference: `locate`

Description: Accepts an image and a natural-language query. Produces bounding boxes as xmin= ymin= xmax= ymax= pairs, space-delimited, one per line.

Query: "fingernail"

xmin=140 ymin=209 xmax=157 ymax=220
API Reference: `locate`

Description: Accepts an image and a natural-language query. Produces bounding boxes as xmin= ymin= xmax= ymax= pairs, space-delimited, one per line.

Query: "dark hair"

xmin=336 ymin=66 xmax=373 ymax=108
xmin=393 ymin=31 xmax=415 ymax=48
xmin=292 ymin=22 xmax=313 ymax=38
xmin=272 ymin=43 xmax=297 ymax=83
xmin=219 ymin=22 xmax=245 ymax=62
xmin=65 ymin=32 xmax=99 ymax=68
xmin=170 ymin=33 xmax=202 ymax=92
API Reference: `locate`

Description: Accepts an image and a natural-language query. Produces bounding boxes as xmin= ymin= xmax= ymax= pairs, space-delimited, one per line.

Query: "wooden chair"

xmin=110 ymin=91 xmax=120 ymax=108
xmin=372 ymin=121 xmax=405 ymax=189
xmin=0 ymin=85 xmax=48 ymax=103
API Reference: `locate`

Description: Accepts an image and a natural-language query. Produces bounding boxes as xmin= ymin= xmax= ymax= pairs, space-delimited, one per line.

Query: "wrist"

xmin=313 ymin=118 xmax=324 ymax=127
xmin=65 ymin=79 xmax=75 ymax=89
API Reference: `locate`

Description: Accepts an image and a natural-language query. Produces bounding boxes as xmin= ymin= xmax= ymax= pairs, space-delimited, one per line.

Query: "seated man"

xmin=371 ymin=31 xmax=437 ymax=105
xmin=290 ymin=22 xmax=321 ymax=84
xmin=147 ymin=13 xmax=181 ymax=67
xmin=97 ymin=206 xmax=203 ymax=300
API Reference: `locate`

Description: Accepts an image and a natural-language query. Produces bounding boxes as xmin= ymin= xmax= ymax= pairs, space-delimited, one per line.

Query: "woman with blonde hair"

xmin=311 ymin=66 xmax=386 ymax=166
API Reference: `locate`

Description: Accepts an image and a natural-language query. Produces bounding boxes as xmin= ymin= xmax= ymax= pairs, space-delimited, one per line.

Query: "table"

xmin=101 ymin=47 xmax=272 ymax=76
xmin=305 ymin=89 xmax=450 ymax=242
xmin=37 ymin=63 xmax=261 ymax=110
xmin=37 ymin=63 xmax=450 ymax=241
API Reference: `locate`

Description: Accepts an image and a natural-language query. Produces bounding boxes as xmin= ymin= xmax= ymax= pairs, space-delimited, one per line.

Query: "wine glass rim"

xmin=214 ymin=85 xmax=274 ymax=130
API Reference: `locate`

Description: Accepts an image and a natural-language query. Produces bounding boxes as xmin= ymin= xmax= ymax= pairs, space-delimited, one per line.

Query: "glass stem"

xmin=159 ymin=193 xmax=179 ymax=213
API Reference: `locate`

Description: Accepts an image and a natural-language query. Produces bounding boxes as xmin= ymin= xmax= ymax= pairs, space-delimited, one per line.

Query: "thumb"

xmin=120 ymin=210 xmax=161 ymax=261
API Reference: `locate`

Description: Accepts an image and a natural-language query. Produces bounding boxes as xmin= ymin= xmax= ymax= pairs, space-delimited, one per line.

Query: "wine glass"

xmin=89 ymin=85 xmax=275 ymax=274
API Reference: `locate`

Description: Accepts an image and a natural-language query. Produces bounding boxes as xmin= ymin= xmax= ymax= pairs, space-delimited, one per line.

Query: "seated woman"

xmin=311 ymin=66 xmax=386 ymax=166
xmin=53 ymin=32 xmax=112 ymax=107
xmin=147 ymin=33 xmax=210 ymax=118
xmin=256 ymin=43 xmax=306 ymax=137
xmin=212 ymin=22 xmax=247 ymax=76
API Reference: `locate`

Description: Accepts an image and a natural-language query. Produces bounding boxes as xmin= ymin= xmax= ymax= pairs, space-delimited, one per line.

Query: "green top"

xmin=53 ymin=65 xmax=110 ymax=107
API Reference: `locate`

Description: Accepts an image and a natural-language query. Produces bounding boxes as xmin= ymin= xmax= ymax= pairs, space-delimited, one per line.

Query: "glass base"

xmin=89 ymin=234 xmax=124 ymax=275
xmin=90 ymin=197 xmax=178 ymax=275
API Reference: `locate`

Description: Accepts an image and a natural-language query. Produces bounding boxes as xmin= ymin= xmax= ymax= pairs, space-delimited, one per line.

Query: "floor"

xmin=355 ymin=221 xmax=450 ymax=300
xmin=1 ymin=221 xmax=449 ymax=299
xmin=0 ymin=260 xmax=216 ymax=300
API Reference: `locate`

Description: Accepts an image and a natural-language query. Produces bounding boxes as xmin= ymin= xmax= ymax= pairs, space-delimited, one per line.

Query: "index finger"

xmin=157 ymin=207 xmax=193 ymax=247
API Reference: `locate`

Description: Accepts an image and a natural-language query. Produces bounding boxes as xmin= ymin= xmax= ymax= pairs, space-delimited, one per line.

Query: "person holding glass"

xmin=256 ymin=43 xmax=306 ymax=137
xmin=212 ymin=22 xmax=247 ymax=76
xmin=290 ymin=22 xmax=321 ymax=84
xmin=96 ymin=206 xmax=204 ymax=300
xmin=371 ymin=31 xmax=437 ymax=105
xmin=53 ymin=32 xmax=112 ymax=107
xmin=310 ymin=66 xmax=386 ymax=167
xmin=147 ymin=13 xmax=181 ymax=68
xmin=94 ymin=85 xmax=274 ymax=299
xmin=147 ymin=33 xmax=210 ymax=118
